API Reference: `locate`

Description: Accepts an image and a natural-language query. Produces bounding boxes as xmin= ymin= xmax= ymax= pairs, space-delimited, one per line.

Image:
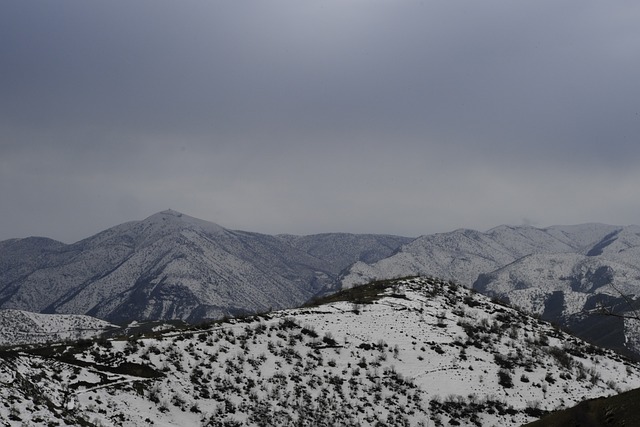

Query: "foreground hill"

xmin=0 ymin=309 xmax=117 ymax=347
xmin=341 ymin=224 xmax=640 ymax=357
xmin=0 ymin=210 xmax=409 ymax=323
xmin=1 ymin=277 xmax=639 ymax=426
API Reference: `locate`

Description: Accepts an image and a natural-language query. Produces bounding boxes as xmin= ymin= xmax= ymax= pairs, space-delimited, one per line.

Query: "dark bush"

xmin=498 ymin=369 xmax=513 ymax=388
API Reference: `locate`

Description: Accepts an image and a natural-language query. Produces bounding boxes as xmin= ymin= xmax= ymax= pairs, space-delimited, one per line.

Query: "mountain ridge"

xmin=0 ymin=210 xmax=410 ymax=323
xmin=340 ymin=222 xmax=640 ymax=357
xmin=3 ymin=211 xmax=640 ymax=358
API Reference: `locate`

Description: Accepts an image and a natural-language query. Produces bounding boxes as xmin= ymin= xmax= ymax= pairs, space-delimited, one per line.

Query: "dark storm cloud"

xmin=2 ymin=0 xmax=640 ymax=242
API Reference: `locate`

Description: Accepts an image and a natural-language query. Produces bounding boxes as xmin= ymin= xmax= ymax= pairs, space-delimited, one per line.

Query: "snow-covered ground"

xmin=340 ymin=224 xmax=640 ymax=360
xmin=1 ymin=277 xmax=639 ymax=426
xmin=0 ymin=309 xmax=117 ymax=347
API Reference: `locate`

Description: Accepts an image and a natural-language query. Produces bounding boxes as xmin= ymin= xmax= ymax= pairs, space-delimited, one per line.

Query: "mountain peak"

xmin=141 ymin=210 xmax=227 ymax=235
xmin=158 ymin=208 xmax=183 ymax=216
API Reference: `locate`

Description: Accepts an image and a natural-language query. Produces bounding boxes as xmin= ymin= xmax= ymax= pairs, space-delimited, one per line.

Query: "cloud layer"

xmin=2 ymin=1 xmax=640 ymax=242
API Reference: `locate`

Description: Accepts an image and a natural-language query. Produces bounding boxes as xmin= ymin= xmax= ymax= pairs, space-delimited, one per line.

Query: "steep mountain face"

xmin=1 ymin=277 xmax=639 ymax=426
xmin=0 ymin=210 xmax=409 ymax=323
xmin=340 ymin=223 xmax=640 ymax=356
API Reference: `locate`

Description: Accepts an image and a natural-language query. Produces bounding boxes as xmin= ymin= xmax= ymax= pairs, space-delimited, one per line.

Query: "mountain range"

xmin=2 ymin=210 xmax=640 ymax=357
xmin=2 ymin=277 xmax=639 ymax=426
xmin=0 ymin=210 xmax=409 ymax=323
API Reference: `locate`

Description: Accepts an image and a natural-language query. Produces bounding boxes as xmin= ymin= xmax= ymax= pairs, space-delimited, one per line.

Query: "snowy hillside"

xmin=341 ymin=224 xmax=640 ymax=357
xmin=0 ymin=210 xmax=409 ymax=323
xmin=474 ymin=252 xmax=640 ymax=356
xmin=341 ymin=224 xmax=624 ymax=289
xmin=0 ymin=310 xmax=116 ymax=347
xmin=474 ymin=253 xmax=640 ymax=315
xmin=1 ymin=277 xmax=639 ymax=426
xmin=341 ymin=228 xmax=519 ymax=289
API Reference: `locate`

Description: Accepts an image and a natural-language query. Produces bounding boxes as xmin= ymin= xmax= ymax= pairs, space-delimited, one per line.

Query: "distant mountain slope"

xmin=342 ymin=228 xmax=523 ymax=288
xmin=340 ymin=223 xmax=640 ymax=357
xmin=1 ymin=277 xmax=639 ymax=426
xmin=0 ymin=237 xmax=67 ymax=287
xmin=341 ymin=224 xmax=623 ymax=289
xmin=0 ymin=210 xmax=410 ymax=323
xmin=277 ymin=233 xmax=412 ymax=275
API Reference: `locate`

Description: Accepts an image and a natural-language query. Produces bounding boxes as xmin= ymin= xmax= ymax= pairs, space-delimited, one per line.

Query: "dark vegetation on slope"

xmin=3 ymin=276 xmax=640 ymax=426
xmin=523 ymin=387 xmax=640 ymax=427
xmin=304 ymin=276 xmax=422 ymax=307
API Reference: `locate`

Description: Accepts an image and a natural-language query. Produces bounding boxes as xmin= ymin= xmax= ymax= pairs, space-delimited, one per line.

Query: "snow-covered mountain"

xmin=1 ymin=277 xmax=638 ymax=426
xmin=341 ymin=224 xmax=623 ymax=288
xmin=5 ymin=214 xmax=640 ymax=356
xmin=340 ymin=224 xmax=640 ymax=357
xmin=276 ymin=233 xmax=412 ymax=276
xmin=0 ymin=210 xmax=409 ymax=323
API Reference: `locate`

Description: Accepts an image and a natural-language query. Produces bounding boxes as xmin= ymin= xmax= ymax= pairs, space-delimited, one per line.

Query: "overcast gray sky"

xmin=2 ymin=0 xmax=640 ymax=243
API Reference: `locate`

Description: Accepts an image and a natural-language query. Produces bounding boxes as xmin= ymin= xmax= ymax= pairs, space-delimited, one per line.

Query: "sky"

xmin=2 ymin=0 xmax=640 ymax=243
